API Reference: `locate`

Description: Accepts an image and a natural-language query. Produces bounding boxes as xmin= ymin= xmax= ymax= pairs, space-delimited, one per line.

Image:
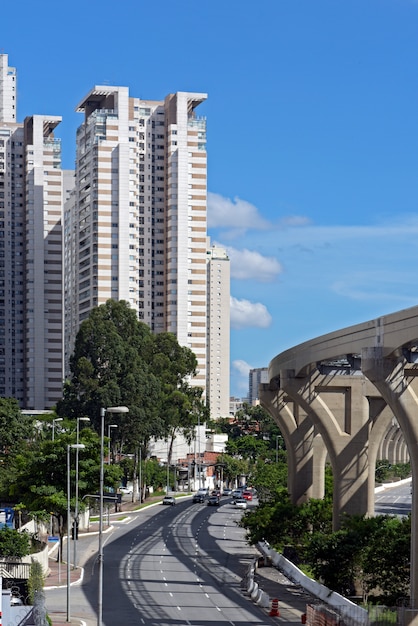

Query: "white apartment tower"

xmin=0 ymin=54 xmax=64 ymax=409
xmin=207 ymin=243 xmax=230 ymax=418
xmin=66 ymin=86 xmax=209 ymax=393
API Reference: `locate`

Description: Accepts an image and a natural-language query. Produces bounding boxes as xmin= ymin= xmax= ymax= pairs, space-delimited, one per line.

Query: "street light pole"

xmin=67 ymin=443 xmax=85 ymax=623
xmin=52 ymin=417 xmax=63 ymax=442
xmin=276 ymin=435 xmax=280 ymax=463
xmin=107 ymin=424 xmax=118 ymax=465
xmin=98 ymin=406 xmax=128 ymax=626
xmin=166 ymin=441 xmax=170 ymax=494
xmin=197 ymin=414 xmax=201 ymax=489
xmin=139 ymin=446 xmax=142 ymax=503
xmin=74 ymin=417 xmax=90 ymax=569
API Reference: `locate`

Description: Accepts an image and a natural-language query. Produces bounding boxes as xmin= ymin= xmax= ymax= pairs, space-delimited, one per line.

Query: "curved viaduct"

xmin=259 ymin=304 xmax=418 ymax=606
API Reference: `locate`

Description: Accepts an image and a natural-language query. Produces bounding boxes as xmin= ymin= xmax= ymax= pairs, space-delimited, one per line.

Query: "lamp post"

xmin=74 ymin=417 xmax=90 ymax=569
xmin=107 ymin=424 xmax=118 ymax=465
xmin=67 ymin=443 xmax=85 ymax=622
xmin=98 ymin=406 xmax=129 ymax=626
xmin=276 ymin=435 xmax=280 ymax=464
xmin=197 ymin=414 xmax=201 ymax=489
xmin=138 ymin=446 xmax=142 ymax=503
xmin=166 ymin=441 xmax=170 ymax=494
xmin=52 ymin=417 xmax=63 ymax=441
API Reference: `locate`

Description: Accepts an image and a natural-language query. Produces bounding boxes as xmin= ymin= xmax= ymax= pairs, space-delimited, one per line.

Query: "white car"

xmin=119 ymin=486 xmax=132 ymax=495
xmin=234 ymin=497 xmax=247 ymax=509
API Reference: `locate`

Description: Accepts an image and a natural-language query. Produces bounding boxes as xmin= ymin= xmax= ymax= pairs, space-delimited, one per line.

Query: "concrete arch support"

xmin=280 ymin=370 xmax=374 ymax=528
xmin=362 ymin=346 xmax=418 ymax=605
xmin=260 ymin=385 xmax=319 ymax=504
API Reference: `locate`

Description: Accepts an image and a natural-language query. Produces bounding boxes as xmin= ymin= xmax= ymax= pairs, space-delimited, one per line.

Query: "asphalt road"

xmin=46 ymin=496 xmax=277 ymax=625
xmin=374 ymin=480 xmax=412 ymax=517
xmin=45 ymin=483 xmax=412 ymax=625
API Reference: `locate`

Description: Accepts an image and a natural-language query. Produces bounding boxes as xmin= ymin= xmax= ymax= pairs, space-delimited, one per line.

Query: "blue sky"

xmin=3 ymin=0 xmax=418 ymax=398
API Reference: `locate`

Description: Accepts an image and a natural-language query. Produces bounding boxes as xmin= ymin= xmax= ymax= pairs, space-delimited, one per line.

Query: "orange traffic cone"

xmin=269 ymin=598 xmax=280 ymax=617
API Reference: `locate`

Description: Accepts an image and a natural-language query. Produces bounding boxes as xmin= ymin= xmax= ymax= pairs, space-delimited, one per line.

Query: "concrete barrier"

xmin=257 ymin=540 xmax=368 ymax=626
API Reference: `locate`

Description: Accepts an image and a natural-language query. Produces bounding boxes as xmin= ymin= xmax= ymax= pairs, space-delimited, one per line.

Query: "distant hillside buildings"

xmin=0 ymin=53 xmax=230 ymax=418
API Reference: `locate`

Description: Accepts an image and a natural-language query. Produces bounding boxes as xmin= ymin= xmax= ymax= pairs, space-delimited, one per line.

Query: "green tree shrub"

xmin=0 ymin=526 xmax=31 ymax=558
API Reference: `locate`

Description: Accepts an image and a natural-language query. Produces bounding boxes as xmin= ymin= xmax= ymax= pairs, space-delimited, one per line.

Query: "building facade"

xmin=248 ymin=367 xmax=268 ymax=406
xmin=1 ymin=55 xmax=230 ymax=414
xmin=206 ymin=242 xmax=230 ymax=418
xmin=0 ymin=54 xmax=64 ymax=409
xmin=65 ymin=85 xmax=211 ymax=396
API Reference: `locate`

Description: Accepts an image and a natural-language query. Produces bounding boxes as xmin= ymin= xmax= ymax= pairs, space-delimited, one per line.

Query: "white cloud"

xmin=208 ymin=192 xmax=311 ymax=239
xmin=208 ymin=192 xmax=271 ymax=231
xmin=226 ymin=246 xmax=282 ymax=282
xmin=231 ymin=359 xmax=253 ymax=394
xmin=230 ymin=296 xmax=273 ymax=329
xmin=280 ymin=215 xmax=311 ymax=227
xmin=232 ymin=359 xmax=253 ymax=377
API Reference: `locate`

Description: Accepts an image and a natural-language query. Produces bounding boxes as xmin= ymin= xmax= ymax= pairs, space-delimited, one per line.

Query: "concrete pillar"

xmin=280 ymin=370 xmax=376 ymax=529
xmin=260 ymin=386 xmax=317 ymax=504
xmin=362 ymin=346 xmax=418 ymax=607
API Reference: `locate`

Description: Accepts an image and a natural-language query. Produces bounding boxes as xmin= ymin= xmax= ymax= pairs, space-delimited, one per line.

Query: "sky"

xmin=3 ymin=0 xmax=418 ymax=398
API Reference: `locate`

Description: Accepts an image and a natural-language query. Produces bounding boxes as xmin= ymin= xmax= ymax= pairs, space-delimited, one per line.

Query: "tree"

xmin=57 ymin=300 xmax=206 ymax=501
xmin=30 ymin=559 xmax=48 ymax=626
xmin=10 ymin=427 xmax=110 ymax=560
xmin=360 ymin=515 xmax=410 ymax=603
xmin=0 ymin=398 xmax=34 ymax=454
xmin=150 ymin=332 xmax=207 ymax=465
xmin=251 ymin=458 xmax=287 ymax=502
xmin=57 ymin=300 xmax=163 ymax=500
xmin=226 ymin=435 xmax=270 ymax=462
xmin=0 ymin=398 xmax=37 ymax=500
xmin=0 ymin=526 xmax=30 ymax=558
xmin=216 ymin=454 xmax=249 ymax=486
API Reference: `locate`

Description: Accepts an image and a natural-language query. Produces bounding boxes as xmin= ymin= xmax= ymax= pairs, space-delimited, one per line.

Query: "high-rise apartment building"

xmin=65 ymin=86 xmax=210 ymax=395
xmin=0 ymin=54 xmax=64 ymax=409
xmin=207 ymin=242 xmax=230 ymax=417
xmin=248 ymin=367 xmax=268 ymax=406
xmin=1 ymin=55 xmax=230 ymax=414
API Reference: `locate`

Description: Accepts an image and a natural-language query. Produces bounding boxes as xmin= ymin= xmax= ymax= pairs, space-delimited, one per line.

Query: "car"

xmin=207 ymin=495 xmax=220 ymax=506
xmin=232 ymin=489 xmax=243 ymax=499
xmin=223 ymin=488 xmax=232 ymax=496
xmin=211 ymin=489 xmax=221 ymax=497
xmin=192 ymin=493 xmax=206 ymax=503
xmin=162 ymin=495 xmax=175 ymax=506
xmin=119 ymin=486 xmax=133 ymax=495
xmin=233 ymin=497 xmax=247 ymax=509
xmin=197 ymin=487 xmax=209 ymax=497
xmin=242 ymin=490 xmax=253 ymax=501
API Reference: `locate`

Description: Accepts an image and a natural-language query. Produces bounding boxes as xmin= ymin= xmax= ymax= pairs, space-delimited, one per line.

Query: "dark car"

xmin=162 ymin=495 xmax=175 ymax=506
xmin=207 ymin=495 xmax=220 ymax=506
xmin=192 ymin=493 xmax=206 ymax=503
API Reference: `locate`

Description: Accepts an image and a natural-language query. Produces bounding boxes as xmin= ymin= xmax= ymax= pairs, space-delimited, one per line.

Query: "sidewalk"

xmin=254 ymin=562 xmax=316 ymax=621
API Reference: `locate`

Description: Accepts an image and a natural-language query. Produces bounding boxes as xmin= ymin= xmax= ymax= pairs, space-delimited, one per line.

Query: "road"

xmin=374 ymin=479 xmax=411 ymax=517
xmin=46 ymin=496 xmax=277 ymax=625
xmin=45 ymin=483 xmax=412 ymax=625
